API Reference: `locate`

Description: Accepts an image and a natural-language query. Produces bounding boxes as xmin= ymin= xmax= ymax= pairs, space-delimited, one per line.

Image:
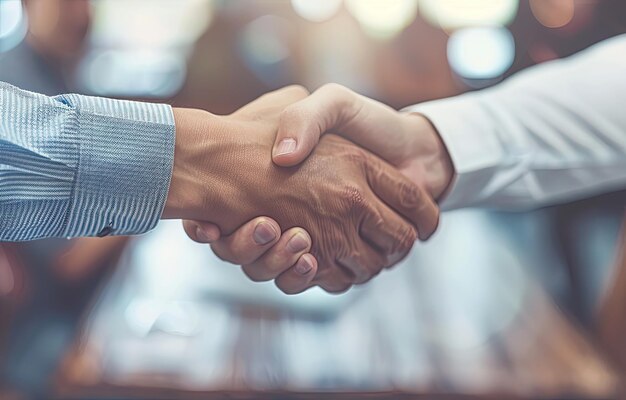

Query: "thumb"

xmin=272 ymin=83 xmax=358 ymax=167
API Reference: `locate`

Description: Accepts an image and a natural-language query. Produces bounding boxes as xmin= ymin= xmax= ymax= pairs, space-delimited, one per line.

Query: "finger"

xmin=274 ymin=253 xmax=318 ymax=294
xmin=273 ymin=83 xmax=360 ymax=167
xmin=241 ymin=228 xmax=311 ymax=282
xmin=231 ymin=85 xmax=310 ymax=119
xmin=182 ymin=220 xmax=221 ymax=243
xmin=365 ymin=157 xmax=440 ymax=240
xmin=313 ymin=263 xmax=354 ymax=294
xmin=210 ymin=217 xmax=280 ymax=266
xmin=317 ymin=276 xmax=353 ymax=294
xmin=359 ymin=209 xmax=416 ymax=270
xmin=336 ymin=243 xmax=389 ymax=285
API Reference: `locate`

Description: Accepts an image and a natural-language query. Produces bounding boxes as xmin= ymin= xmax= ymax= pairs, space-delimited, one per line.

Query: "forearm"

xmin=163 ymin=107 xmax=257 ymax=231
xmin=0 ymin=82 xmax=174 ymax=240
xmin=408 ymin=34 xmax=626 ymax=210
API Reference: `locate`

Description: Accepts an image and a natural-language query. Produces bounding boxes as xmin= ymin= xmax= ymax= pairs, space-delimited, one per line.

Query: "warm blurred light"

xmin=83 ymin=0 xmax=212 ymax=97
xmin=530 ymin=0 xmax=575 ymax=29
xmin=0 ymin=0 xmax=22 ymax=38
xmin=0 ymin=0 xmax=27 ymax=53
xmin=419 ymin=0 xmax=518 ymax=29
xmin=80 ymin=50 xmax=186 ymax=97
xmin=240 ymin=15 xmax=291 ymax=65
xmin=91 ymin=0 xmax=213 ymax=49
xmin=345 ymin=0 xmax=418 ymax=39
xmin=291 ymin=0 xmax=342 ymax=23
xmin=447 ymin=27 xmax=515 ymax=80
xmin=238 ymin=15 xmax=293 ymax=86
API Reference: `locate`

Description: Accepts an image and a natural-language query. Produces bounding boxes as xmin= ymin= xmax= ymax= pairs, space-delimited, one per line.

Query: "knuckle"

xmin=415 ymin=201 xmax=439 ymax=239
xmin=358 ymin=267 xmax=383 ymax=284
xmin=360 ymin=257 xmax=384 ymax=282
xmin=235 ymin=253 xmax=258 ymax=267
xmin=396 ymin=226 xmax=417 ymax=253
xmin=317 ymin=267 xmax=353 ymax=293
xmin=346 ymin=146 xmax=368 ymax=162
xmin=399 ymin=182 xmax=422 ymax=208
xmin=322 ymin=281 xmax=352 ymax=294
xmin=429 ymin=207 xmax=441 ymax=235
xmin=241 ymin=265 xmax=270 ymax=282
xmin=319 ymin=83 xmax=348 ymax=98
xmin=279 ymin=104 xmax=309 ymax=126
xmin=383 ymin=226 xmax=416 ymax=267
xmin=343 ymin=186 xmax=367 ymax=210
xmin=276 ymin=282 xmax=305 ymax=295
xmin=283 ymin=84 xmax=310 ymax=98
xmin=337 ymin=250 xmax=370 ymax=284
xmin=211 ymin=244 xmax=239 ymax=265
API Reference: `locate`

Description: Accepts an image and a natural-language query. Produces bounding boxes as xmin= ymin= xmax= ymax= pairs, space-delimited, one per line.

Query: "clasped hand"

xmin=166 ymin=86 xmax=448 ymax=294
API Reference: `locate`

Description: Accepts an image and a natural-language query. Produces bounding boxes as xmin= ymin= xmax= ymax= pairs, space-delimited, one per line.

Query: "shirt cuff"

xmin=58 ymin=94 xmax=175 ymax=237
xmin=404 ymin=93 xmax=506 ymax=210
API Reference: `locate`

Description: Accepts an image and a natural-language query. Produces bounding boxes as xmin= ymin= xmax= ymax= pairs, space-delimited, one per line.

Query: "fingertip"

xmin=197 ymin=222 xmax=221 ymax=243
xmin=286 ymin=229 xmax=312 ymax=254
xmin=208 ymin=216 xmax=282 ymax=267
xmin=275 ymin=253 xmax=317 ymax=295
xmin=417 ymin=208 xmax=441 ymax=242
xmin=296 ymin=253 xmax=318 ymax=276
xmin=272 ymin=136 xmax=312 ymax=167
xmin=183 ymin=220 xmax=221 ymax=243
xmin=273 ymin=137 xmax=297 ymax=157
xmin=272 ymin=144 xmax=317 ymax=167
xmin=416 ymin=200 xmax=440 ymax=241
xmin=272 ymin=152 xmax=302 ymax=167
xmin=251 ymin=217 xmax=280 ymax=246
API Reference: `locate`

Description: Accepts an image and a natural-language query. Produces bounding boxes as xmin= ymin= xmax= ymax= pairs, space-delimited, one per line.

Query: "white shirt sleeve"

xmin=406 ymin=34 xmax=626 ymax=211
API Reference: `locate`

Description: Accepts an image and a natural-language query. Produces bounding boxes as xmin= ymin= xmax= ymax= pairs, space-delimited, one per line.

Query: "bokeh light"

xmin=291 ymin=0 xmax=343 ymax=23
xmin=80 ymin=50 xmax=187 ymax=97
xmin=345 ymin=0 xmax=419 ymax=39
xmin=80 ymin=0 xmax=213 ymax=97
xmin=90 ymin=0 xmax=213 ymax=49
xmin=419 ymin=0 xmax=518 ymax=30
xmin=238 ymin=15 xmax=294 ymax=86
xmin=0 ymin=0 xmax=27 ymax=53
xmin=239 ymin=15 xmax=291 ymax=65
xmin=447 ymin=27 xmax=515 ymax=80
xmin=530 ymin=0 xmax=575 ymax=29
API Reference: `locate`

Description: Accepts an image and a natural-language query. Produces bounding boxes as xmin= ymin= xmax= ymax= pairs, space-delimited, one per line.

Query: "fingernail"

xmin=196 ymin=226 xmax=211 ymax=242
xmin=274 ymin=138 xmax=297 ymax=156
xmin=287 ymin=232 xmax=309 ymax=253
xmin=294 ymin=257 xmax=312 ymax=275
xmin=253 ymin=221 xmax=277 ymax=245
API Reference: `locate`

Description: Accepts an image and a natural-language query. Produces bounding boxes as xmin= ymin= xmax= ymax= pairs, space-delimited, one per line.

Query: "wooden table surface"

xmin=53 ymin=217 xmax=624 ymax=399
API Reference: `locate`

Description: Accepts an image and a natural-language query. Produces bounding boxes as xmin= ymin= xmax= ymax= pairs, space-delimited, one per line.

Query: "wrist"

xmin=163 ymin=108 xmax=220 ymax=220
xmin=404 ymin=113 xmax=454 ymax=201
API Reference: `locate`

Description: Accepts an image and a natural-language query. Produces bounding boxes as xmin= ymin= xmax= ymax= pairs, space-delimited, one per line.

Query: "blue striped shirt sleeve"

xmin=0 ymin=82 xmax=175 ymax=241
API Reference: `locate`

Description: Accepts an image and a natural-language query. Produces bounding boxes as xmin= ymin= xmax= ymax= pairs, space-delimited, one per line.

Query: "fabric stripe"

xmin=0 ymin=82 xmax=175 ymax=241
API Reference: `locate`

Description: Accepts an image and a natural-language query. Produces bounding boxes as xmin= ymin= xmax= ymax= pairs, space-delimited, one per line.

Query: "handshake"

xmin=163 ymin=84 xmax=454 ymax=294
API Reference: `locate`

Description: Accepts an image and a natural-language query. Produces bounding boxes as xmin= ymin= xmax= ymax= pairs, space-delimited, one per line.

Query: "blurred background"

xmin=1 ymin=0 xmax=626 ymax=399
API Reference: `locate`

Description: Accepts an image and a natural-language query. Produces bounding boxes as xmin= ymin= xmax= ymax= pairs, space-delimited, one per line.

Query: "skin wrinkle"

xmin=170 ymin=89 xmax=437 ymax=291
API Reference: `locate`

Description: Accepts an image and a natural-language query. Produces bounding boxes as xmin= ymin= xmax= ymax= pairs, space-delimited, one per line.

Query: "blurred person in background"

xmin=1 ymin=0 xmax=626 ymax=397
xmin=0 ymin=0 xmax=91 ymax=94
xmin=0 ymin=0 xmax=130 ymax=397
